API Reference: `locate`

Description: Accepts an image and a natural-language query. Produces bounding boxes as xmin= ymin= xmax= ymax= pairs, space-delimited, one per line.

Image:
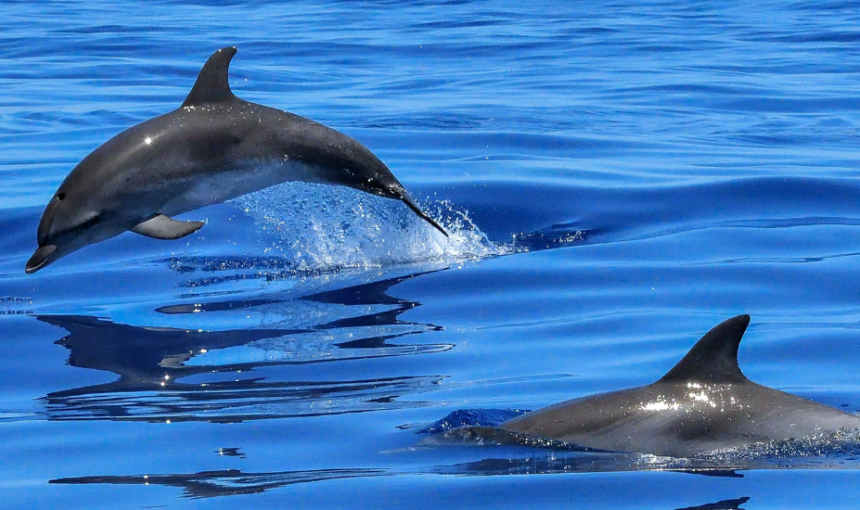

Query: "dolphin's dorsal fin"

xmin=657 ymin=314 xmax=751 ymax=384
xmin=182 ymin=47 xmax=238 ymax=107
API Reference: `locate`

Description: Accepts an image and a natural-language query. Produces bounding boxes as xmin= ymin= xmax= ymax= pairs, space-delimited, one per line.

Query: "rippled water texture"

xmin=3 ymin=1 xmax=860 ymax=508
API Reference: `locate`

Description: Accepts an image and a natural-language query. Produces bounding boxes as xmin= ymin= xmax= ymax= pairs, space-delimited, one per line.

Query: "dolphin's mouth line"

xmin=42 ymin=213 xmax=102 ymax=246
xmin=25 ymin=244 xmax=58 ymax=274
xmin=27 ymin=211 xmax=108 ymax=273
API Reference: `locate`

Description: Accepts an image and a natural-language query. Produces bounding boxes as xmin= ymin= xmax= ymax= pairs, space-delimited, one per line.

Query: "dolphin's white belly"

xmin=160 ymin=159 xmax=324 ymax=216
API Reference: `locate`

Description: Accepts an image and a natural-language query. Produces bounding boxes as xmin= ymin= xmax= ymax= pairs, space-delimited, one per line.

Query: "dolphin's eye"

xmin=57 ymin=192 xmax=65 ymax=201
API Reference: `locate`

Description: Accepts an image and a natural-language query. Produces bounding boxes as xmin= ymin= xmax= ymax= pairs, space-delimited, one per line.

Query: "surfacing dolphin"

xmin=500 ymin=315 xmax=860 ymax=457
xmin=26 ymin=47 xmax=447 ymax=274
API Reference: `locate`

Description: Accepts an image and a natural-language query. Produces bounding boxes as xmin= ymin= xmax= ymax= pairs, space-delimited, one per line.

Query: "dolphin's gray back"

xmin=52 ymin=44 xmax=410 ymax=232
xmin=501 ymin=380 xmax=860 ymax=457
xmin=57 ymin=98 xmax=405 ymax=220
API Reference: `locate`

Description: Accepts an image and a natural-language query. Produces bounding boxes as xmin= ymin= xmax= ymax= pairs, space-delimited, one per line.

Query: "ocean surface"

xmin=3 ymin=1 xmax=860 ymax=508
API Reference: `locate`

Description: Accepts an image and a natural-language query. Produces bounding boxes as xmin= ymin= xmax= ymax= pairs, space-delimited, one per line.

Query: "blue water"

xmin=3 ymin=1 xmax=860 ymax=508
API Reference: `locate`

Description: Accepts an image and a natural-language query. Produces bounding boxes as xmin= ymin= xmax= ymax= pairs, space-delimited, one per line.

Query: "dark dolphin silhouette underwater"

xmin=26 ymin=47 xmax=447 ymax=274
xmin=500 ymin=315 xmax=860 ymax=457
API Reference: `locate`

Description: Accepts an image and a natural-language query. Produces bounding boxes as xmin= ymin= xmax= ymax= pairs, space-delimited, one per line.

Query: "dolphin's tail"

xmin=400 ymin=194 xmax=449 ymax=238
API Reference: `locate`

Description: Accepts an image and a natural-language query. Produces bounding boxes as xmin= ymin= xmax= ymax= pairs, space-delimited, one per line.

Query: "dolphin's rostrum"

xmin=500 ymin=315 xmax=860 ymax=457
xmin=26 ymin=47 xmax=447 ymax=274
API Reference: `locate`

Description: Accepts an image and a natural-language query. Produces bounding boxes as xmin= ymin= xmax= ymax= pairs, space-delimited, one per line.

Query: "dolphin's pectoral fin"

xmin=132 ymin=215 xmax=204 ymax=240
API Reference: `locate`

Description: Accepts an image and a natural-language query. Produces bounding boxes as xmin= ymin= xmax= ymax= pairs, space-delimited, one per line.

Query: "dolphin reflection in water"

xmin=38 ymin=271 xmax=449 ymax=423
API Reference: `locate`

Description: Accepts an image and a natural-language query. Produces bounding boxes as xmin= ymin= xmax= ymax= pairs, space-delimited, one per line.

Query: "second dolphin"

xmin=500 ymin=315 xmax=860 ymax=457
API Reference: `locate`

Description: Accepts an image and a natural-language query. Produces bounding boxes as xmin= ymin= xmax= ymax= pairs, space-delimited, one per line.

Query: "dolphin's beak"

xmin=25 ymin=244 xmax=58 ymax=274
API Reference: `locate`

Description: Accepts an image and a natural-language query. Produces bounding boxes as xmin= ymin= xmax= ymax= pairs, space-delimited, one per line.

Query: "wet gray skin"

xmin=501 ymin=315 xmax=860 ymax=457
xmin=26 ymin=47 xmax=447 ymax=274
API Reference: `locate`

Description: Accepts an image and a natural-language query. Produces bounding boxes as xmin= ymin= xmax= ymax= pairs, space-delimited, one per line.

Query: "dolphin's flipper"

xmin=132 ymin=215 xmax=204 ymax=240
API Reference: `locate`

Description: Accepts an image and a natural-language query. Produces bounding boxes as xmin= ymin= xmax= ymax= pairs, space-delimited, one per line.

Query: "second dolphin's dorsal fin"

xmin=182 ymin=47 xmax=238 ymax=107
xmin=657 ymin=314 xmax=751 ymax=384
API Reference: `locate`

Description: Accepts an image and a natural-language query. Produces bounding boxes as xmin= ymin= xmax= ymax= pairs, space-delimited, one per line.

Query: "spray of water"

xmin=232 ymin=182 xmax=510 ymax=273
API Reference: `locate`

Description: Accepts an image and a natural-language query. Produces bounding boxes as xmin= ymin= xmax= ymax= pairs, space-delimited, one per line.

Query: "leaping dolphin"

xmin=26 ymin=47 xmax=447 ymax=274
xmin=500 ymin=315 xmax=860 ymax=457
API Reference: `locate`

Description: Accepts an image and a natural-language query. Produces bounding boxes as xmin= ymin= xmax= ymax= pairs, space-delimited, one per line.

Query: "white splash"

xmin=232 ymin=182 xmax=508 ymax=272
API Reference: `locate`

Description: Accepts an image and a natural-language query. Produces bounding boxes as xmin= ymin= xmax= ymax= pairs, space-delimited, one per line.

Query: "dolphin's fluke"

xmin=182 ymin=47 xmax=237 ymax=107
xmin=131 ymin=214 xmax=204 ymax=240
xmin=658 ymin=314 xmax=751 ymax=384
xmin=400 ymin=195 xmax=448 ymax=237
